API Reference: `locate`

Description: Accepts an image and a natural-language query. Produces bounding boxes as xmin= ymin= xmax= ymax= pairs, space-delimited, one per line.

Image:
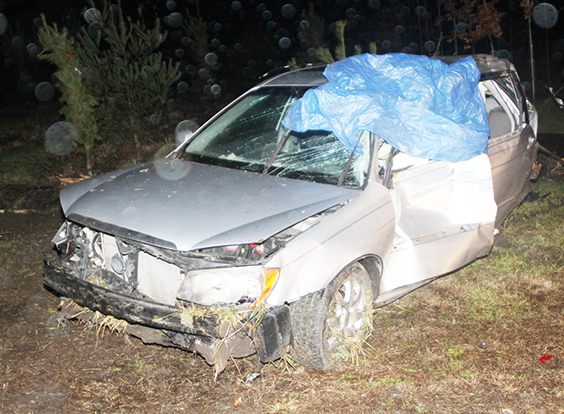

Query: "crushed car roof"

xmin=279 ymin=53 xmax=493 ymax=163
xmin=260 ymin=54 xmax=517 ymax=86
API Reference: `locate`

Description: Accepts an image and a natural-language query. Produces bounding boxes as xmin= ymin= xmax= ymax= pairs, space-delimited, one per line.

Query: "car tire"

xmin=289 ymin=262 xmax=373 ymax=369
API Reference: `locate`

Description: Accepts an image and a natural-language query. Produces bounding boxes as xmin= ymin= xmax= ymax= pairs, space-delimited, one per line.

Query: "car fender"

xmin=264 ymin=181 xmax=395 ymax=306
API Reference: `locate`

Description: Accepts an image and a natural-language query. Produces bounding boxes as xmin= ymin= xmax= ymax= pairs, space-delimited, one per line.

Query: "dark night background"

xmin=0 ymin=0 xmax=562 ymax=118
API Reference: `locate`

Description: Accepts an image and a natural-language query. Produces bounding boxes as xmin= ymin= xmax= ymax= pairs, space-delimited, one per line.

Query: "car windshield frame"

xmin=177 ymin=86 xmax=372 ymax=188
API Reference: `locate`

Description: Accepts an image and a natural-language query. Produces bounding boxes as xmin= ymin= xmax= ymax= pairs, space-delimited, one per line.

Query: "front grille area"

xmin=58 ymin=223 xmax=184 ymax=305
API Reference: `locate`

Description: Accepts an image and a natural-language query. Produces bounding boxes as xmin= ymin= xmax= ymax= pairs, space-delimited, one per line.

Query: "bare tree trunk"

xmin=85 ymin=144 xmax=93 ymax=177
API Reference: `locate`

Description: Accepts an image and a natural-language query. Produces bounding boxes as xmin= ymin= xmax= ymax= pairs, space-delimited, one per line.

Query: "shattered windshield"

xmin=178 ymin=87 xmax=371 ymax=188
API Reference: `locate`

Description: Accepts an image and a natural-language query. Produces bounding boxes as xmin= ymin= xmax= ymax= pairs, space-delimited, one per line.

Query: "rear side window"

xmin=496 ymin=76 xmax=518 ymax=105
xmin=481 ymin=76 xmax=520 ymax=140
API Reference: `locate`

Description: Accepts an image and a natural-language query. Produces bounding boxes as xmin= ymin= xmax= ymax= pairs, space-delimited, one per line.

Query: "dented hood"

xmin=60 ymin=159 xmax=359 ymax=251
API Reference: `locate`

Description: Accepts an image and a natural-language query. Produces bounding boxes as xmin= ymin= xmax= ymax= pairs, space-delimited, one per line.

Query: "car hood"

xmin=61 ymin=159 xmax=360 ymax=251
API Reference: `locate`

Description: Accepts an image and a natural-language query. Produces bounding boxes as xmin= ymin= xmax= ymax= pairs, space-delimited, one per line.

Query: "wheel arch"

xmin=356 ymin=254 xmax=383 ymax=299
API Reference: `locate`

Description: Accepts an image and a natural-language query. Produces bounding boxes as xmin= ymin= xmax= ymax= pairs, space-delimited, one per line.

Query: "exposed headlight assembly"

xmin=176 ymin=266 xmax=279 ymax=308
xmin=175 ymin=204 xmax=346 ymax=308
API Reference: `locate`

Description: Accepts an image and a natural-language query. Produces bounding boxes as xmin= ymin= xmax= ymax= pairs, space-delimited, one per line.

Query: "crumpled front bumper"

xmin=43 ymin=255 xmax=292 ymax=370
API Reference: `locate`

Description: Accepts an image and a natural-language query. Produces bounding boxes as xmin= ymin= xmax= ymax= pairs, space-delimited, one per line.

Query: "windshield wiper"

xmin=262 ymin=129 xmax=292 ymax=175
xmin=337 ymin=137 xmax=362 ymax=187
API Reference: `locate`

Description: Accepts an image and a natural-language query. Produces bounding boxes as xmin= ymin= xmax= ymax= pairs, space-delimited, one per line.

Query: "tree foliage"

xmin=75 ymin=1 xmax=181 ymax=148
xmin=315 ymin=20 xmax=377 ymax=65
xmin=37 ymin=16 xmax=100 ymax=176
xmin=439 ymin=0 xmax=503 ymax=53
xmin=181 ymin=12 xmax=211 ymax=95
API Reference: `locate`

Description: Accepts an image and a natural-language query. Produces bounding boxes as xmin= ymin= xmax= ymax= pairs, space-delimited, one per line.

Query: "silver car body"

xmin=44 ymin=54 xmax=537 ymax=368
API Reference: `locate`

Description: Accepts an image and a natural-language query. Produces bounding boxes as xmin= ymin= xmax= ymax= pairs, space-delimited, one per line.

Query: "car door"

xmin=379 ymin=72 xmax=537 ymax=299
xmin=378 ymin=150 xmax=496 ymax=299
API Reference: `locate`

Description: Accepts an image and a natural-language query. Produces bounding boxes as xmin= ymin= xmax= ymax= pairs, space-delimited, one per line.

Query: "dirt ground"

xmin=1 ymin=180 xmax=563 ymax=413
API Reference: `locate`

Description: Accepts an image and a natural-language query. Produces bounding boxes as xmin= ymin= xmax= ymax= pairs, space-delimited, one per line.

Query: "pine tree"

xmin=183 ymin=12 xmax=210 ymax=95
xmin=289 ymin=5 xmax=377 ymax=69
xmin=315 ymin=21 xmax=377 ymax=65
xmin=75 ymin=1 xmax=181 ymax=148
xmin=38 ymin=16 xmax=100 ymax=176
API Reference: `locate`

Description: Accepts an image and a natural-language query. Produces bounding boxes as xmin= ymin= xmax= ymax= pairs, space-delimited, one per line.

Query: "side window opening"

xmin=480 ymin=78 xmax=519 ymax=140
xmin=377 ymin=136 xmax=395 ymax=186
xmin=487 ymin=97 xmax=513 ymax=139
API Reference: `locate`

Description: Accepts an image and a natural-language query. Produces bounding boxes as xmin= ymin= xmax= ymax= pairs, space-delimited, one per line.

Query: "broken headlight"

xmin=176 ymin=266 xmax=279 ymax=308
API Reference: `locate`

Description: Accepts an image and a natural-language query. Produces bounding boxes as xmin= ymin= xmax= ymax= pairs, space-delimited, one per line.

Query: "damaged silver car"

xmin=44 ymin=54 xmax=538 ymax=371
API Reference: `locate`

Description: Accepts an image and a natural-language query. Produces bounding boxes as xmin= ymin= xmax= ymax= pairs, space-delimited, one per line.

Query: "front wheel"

xmin=289 ymin=263 xmax=373 ymax=369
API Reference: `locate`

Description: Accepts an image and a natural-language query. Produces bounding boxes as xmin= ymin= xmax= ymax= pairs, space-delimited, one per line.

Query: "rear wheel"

xmin=290 ymin=263 xmax=373 ymax=369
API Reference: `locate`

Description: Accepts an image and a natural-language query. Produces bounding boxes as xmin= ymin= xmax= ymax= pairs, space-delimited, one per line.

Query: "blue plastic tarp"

xmin=282 ymin=53 xmax=490 ymax=163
